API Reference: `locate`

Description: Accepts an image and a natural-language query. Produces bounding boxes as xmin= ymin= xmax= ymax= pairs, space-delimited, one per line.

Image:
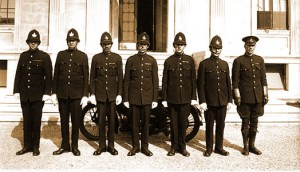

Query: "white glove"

xmin=42 ymin=95 xmax=51 ymax=102
xmin=227 ymin=103 xmax=232 ymax=111
xmin=80 ymin=96 xmax=88 ymax=109
xmin=116 ymin=95 xmax=122 ymax=105
xmin=51 ymin=94 xmax=58 ymax=106
xmin=124 ymin=102 xmax=129 ymax=108
xmin=191 ymin=100 xmax=198 ymax=106
xmin=152 ymin=102 xmax=158 ymax=109
xmin=162 ymin=101 xmax=168 ymax=108
xmin=200 ymin=103 xmax=208 ymax=111
xmin=14 ymin=93 xmax=20 ymax=99
xmin=89 ymin=95 xmax=97 ymax=105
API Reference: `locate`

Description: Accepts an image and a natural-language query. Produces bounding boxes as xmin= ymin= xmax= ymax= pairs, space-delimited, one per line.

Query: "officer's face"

xmin=137 ymin=43 xmax=149 ymax=53
xmin=67 ymin=40 xmax=78 ymax=50
xmin=210 ymin=47 xmax=222 ymax=57
xmin=174 ymin=44 xmax=185 ymax=53
xmin=244 ymin=43 xmax=256 ymax=55
xmin=28 ymin=41 xmax=39 ymax=50
xmin=101 ymin=43 xmax=112 ymax=53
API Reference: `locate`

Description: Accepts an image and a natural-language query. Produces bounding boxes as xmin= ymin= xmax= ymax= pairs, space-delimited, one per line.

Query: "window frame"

xmin=257 ymin=0 xmax=289 ymax=30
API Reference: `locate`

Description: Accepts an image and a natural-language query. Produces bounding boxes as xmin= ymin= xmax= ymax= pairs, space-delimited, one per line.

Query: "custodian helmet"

xmin=66 ymin=28 xmax=80 ymax=42
xmin=26 ymin=29 xmax=41 ymax=44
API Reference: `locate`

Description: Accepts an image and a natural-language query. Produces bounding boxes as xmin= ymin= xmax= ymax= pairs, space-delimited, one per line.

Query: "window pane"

xmin=0 ymin=0 xmax=15 ymax=24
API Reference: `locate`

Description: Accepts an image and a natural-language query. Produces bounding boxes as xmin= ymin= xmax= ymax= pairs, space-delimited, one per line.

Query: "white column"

xmin=49 ymin=0 xmax=65 ymax=52
xmin=209 ymin=0 xmax=225 ymax=38
xmin=290 ymin=0 xmax=300 ymax=56
xmin=86 ymin=0 xmax=110 ymax=54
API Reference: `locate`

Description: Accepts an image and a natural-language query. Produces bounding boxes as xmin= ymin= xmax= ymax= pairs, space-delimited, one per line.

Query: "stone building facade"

xmin=0 ymin=0 xmax=299 ymax=99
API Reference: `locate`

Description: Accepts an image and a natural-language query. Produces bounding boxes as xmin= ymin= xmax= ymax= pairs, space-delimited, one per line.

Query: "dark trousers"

xmin=20 ymin=100 xmax=44 ymax=149
xmin=169 ymin=103 xmax=190 ymax=151
xmin=204 ymin=105 xmax=227 ymax=150
xmin=237 ymin=103 xmax=262 ymax=133
xmin=97 ymin=99 xmax=116 ymax=149
xmin=130 ymin=104 xmax=151 ymax=150
xmin=58 ymin=98 xmax=81 ymax=149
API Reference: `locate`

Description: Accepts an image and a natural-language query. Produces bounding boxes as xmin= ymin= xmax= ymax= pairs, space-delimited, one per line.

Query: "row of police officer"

xmin=14 ymin=29 xmax=268 ymax=157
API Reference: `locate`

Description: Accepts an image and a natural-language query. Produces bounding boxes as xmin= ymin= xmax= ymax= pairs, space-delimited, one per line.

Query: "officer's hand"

xmin=191 ymin=100 xmax=198 ymax=106
xmin=80 ymin=96 xmax=88 ymax=109
xmin=89 ymin=95 xmax=97 ymax=105
xmin=162 ymin=101 xmax=168 ymax=108
xmin=227 ymin=103 xmax=232 ymax=111
xmin=234 ymin=97 xmax=241 ymax=106
xmin=263 ymin=96 xmax=269 ymax=105
xmin=14 ymin=93 xmax=20 ymax=99
xmin=151 ymin=102 xmax=158 ymax=109
xmin=124 ymin=102 xmax=129 ymax=108
xmin=42 ymin=95 xmax=51 ymax=102
xmin=51 ymin=94 xmax=58 ymax=106
xmin=200 ymin=103 xmax=208 ymax=111
xmin=116 ymin=95 xmax=122 ymax=105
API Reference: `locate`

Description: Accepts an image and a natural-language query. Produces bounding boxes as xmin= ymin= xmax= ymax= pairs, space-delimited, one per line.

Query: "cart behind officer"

xmin=14 ymin=29 xmax=53 ymax=156
xmin=232 ymin=35 xmax=268 ymax=156
xmin=89 ymin=32 xmax=123 ymax=156
xmin=51 ymin=28 xmax=89 ymax=156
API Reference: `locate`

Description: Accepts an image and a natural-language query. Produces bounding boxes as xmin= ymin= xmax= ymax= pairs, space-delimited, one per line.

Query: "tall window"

xmin=257 ymin=0 xmax=288 ymax=30
xmin=0 ymin=0 xmax=15 ymax=24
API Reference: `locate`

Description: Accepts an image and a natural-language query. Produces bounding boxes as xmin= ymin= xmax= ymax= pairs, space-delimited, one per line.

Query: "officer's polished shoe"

xmin=16 ymin=148 xmax=33 ymax=155
xmin=181 ymin=150 xmax=190 ymax=157
xmin=249 ymin=146 xmax=262 ymax=155
xmin=53 ymin=148 xmax=70 ymax=155
xmin=72 ymin=148 xmax=81 ymax=156
xmin=107 ymin=148 xmax=118 ymax=155
xmin=33 ymin=149 xmax=40 ymax=156
xmin=203 ymin=149 xmax=212 ymax=157
xmin=127 ymin=148 xmax=140 ymax=156
xmin=214 ymin=148 xmax=229 ymax=156
xmin=93 ymin=148 xmax=106 ymax=156
xmin=167 ymin=148 xmax=176 ymax=156
xmin=141 ymin=149 xmax=153 ymax=157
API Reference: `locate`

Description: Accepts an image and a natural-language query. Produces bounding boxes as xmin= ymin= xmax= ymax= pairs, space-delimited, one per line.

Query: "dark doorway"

xmin=137 ymin=0 xmax=155 ymax=50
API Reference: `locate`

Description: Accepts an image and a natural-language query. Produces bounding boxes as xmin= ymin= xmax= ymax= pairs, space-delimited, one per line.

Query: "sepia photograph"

xmin=0 ymin=0 xmax=299 ymax=171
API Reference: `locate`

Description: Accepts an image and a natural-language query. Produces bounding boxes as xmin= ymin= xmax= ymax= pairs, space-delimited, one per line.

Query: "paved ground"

xmin=0 ymin=121 xmax=299 ymax=171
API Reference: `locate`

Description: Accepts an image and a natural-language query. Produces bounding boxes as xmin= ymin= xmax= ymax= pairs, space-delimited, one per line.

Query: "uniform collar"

xmin=244 ymin=52 xmax=254 ymax=57
xmin=210 ymin=55 xmax=220 ymax=61
xmin=138 ymin=52 xmax=147 ymax=56
xmin=29 ymin=48 xmax=39 ymax=53
xmin=174 ymin=52 xmax=184 ymax=57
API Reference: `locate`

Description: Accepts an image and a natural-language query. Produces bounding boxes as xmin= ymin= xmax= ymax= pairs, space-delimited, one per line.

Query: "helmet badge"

xmin=216 ymin=39 xmax=220 ymax=45
xmin=32 ymin=32 xmax=37 ymax=38
xmin=142 ymin=35 xmax=146 ymax=40
xmin=178 ymin=36 xmax=182 ymax=40
xmin=69 ymin=32 xmax=74 ymax=37
xmin=105 ymin=35 xmax=108 ymax=40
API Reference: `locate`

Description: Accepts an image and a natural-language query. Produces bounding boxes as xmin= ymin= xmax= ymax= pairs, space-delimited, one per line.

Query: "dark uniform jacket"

xmin=123 ymin=53 xmax=159 ymax=105
xmin=162 ymin=53 xmax=197 ymax=104
xmin=232 ymin=53 xmax=267 ymax=104
xmin=197 ymin=56 xmax=232 ymax=106
xmin=52 ymin=49 xmax=89 ymax=99
xmin=13 ymin=49 xmax=52 ymax=102
xmin=90 ymin=52 xmax=123 ymax=102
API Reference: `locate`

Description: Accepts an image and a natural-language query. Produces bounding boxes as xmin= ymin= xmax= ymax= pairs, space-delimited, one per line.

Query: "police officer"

xmin=14 ymin=29 xmax=52 ymax=156
xmin=162 ymin=32 xmax=197 ymax=157
xmin=123 ymin=32 xmax=159 ymax=156
xmin=197 ymin=35 xmax=232 ymax=157
xmin=51 ymin=28 xmax=89 ymax=156
xmin=90 ymin=32 xmax=123 ymax=156
xmin=232 ymin=36 xmax=268 ymax=156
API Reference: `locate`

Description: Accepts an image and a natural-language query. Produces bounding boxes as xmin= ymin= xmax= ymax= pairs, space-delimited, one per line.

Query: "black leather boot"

xmin=249 ymin=129 xmax=262 ymax=155
xmin=241 ymin=130 xmax=249 ymax=156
